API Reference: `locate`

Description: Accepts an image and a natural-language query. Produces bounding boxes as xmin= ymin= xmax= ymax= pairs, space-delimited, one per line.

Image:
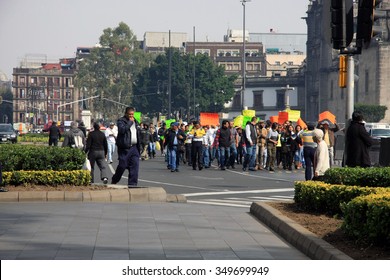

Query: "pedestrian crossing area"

xmin=187 ymin=194 xmax=294 ymax=208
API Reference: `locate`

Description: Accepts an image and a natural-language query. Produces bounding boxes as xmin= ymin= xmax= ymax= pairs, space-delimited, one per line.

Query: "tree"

xmin=355 ymin=104 xmax=387 ymax=122
xmin=133 ymin=48 xmax=237 ymax=120
xmin=75 ymin=22 xmax=151 ymax=121
xmin=0 ymin=87 xmax=13 ymax=123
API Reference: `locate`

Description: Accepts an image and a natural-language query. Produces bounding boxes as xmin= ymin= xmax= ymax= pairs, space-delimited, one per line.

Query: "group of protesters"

xmin=151 ymin=117 xmax=342 ymax=181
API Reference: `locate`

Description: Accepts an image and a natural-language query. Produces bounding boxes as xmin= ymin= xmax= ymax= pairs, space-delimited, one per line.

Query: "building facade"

xmin=12 ymin=58 xmax=79 ymax=125
xmin=305 ymin=0 xmax=390 ymax=123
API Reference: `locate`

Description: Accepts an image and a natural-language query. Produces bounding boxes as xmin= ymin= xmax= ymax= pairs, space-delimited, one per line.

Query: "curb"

xmin=250 ymin=201 xmax=352 ymax=260
xmin=0 ymin=187 xmax=186 ymax=203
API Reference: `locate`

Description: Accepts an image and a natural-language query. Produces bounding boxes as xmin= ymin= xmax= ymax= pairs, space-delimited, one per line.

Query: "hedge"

xmin=0 ymin=144 xmax=85 ymax=171
xmin=323 ymin=167 xmax=390 ymax=188
xmin=294 ymin=181 xmax=389 ymax=214
xmin=1 ymin=170 xmax=91 ymax=186
xmin=341 ymin=193 xmax=390 ymax=245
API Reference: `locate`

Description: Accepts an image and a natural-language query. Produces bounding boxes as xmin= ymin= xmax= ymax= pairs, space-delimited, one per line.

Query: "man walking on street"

xmin=111 ymin=107 xmax=142 ymax=187
xmin=86 ymin=122 xmax=109 ymax=184
xmin=105 ymin=122 xmax=117 ymax=164
xmin=243 ymin=116 xmax=258 ymax=171
xmin=48 ymin=122 xmax=61 ymax=146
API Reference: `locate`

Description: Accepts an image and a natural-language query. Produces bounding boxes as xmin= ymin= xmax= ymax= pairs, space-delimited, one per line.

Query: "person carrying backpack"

xmin=62 ymin=121 xmax=86 ymax=150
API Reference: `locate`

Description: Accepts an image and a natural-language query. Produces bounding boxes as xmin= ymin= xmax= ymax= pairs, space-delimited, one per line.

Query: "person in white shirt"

xmin=105 ymin=122 xmax=117 ymax=164
xmin=312 ymin=129 xmax=330 ymax=180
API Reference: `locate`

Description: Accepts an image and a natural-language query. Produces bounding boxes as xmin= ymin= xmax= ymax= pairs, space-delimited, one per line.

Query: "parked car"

xmin=365 ymin=123 xmax=390 ymax=150
xmin=0 ymin=124 xmax=18 ymax=144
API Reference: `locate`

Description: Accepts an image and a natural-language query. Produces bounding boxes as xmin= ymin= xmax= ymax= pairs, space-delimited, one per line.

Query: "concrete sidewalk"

xmin=0 ymin=201 xmax=309 ymax=260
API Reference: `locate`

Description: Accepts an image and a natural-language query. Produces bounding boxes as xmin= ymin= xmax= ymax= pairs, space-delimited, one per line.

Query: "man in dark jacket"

xmin=85 ymin=122 xmax=109 ymax=184
xmin=111 ymin=107 xmax=142 ymax=187
xmin=48 ymin=122 xmax=61 ymax=146
xmin=215 ymin=120 xmax=231 ymax=170
xmin=165 ymin=122 xmax=186 ymax=172
xmin=345 ymin=111 xmax=373 ymax=167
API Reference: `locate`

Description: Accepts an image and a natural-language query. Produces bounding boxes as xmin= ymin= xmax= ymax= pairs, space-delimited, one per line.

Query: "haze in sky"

xmin=0 ymin=0 xmax=309 ymax=79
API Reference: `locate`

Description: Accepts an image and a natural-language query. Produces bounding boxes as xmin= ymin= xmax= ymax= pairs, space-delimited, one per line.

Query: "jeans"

xmin=228 ymin=143 xmax=237 ymax=167
xmin=107 ymin=141 xmax=116 ymax=162
xmin=303 ymin=146 xmax=316 ymax=180
xmin=202 ymin=146 xmax=210 ymax=167
xmin=243 ymin=145 xmax=257 ymax=169
xmin=219 ymin=146 xmax=230 ymax=168
xmin=168 ymin=146 xmax=178 ymax=170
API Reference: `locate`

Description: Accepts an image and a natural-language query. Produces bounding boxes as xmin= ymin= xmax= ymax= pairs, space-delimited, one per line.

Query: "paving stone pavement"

xmin=0 ymin=202 xmax=308 ymax=260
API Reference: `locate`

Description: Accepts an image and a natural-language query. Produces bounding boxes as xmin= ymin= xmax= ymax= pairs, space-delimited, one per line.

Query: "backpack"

xmin=69 ymin=132 xmax=84 ymax=150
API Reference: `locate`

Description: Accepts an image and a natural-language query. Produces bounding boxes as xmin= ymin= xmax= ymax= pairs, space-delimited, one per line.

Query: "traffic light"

xmin=331 ymin=0 xmax=354 ymax=49
xmin=338 ymin=55 xmax=347 ymax=88
xmin=357 ymin=0 xmax=385 ymax=48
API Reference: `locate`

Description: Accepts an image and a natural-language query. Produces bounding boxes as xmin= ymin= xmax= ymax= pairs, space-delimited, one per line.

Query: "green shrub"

xmin=341 ymin=193 xmax=390 ymax=245
xmin=0 ymin=144 xmax=85 ymax=171
xmin=19 ymin=133 xmax=49 ymax=143
xmin=2 ymin=170 xmax=91 ymax=186
xmin=294 ymin=181 xmax=388 ymax=214
xmin=323 ymin=167 xmax=390 ymax=188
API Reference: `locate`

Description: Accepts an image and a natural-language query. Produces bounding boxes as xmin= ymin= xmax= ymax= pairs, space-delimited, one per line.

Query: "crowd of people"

xmin=54 ymin=108 xmax=372 ymax=187
xmin=145 ymin=116 xmax=346 ymax=181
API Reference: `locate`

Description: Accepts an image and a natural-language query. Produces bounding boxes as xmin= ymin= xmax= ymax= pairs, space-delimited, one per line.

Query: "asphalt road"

xmin=95 ymin=152 xmax=305 ymax=208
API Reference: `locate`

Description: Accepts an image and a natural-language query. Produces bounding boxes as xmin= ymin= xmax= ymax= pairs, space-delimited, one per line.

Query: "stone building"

xmin=11 ymin=58 xmax=78 ymax=125
xmin=305 ymin=0 xmax=390 ymax=123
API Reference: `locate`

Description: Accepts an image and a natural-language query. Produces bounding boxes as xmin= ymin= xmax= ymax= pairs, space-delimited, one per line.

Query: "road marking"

xmin=227 ymin=169 xmax=296 ymax=183
xmin=187 ymin=200 xmax=249 ymax=208
xmin=182 ymin=187 xmax=293 ymax=197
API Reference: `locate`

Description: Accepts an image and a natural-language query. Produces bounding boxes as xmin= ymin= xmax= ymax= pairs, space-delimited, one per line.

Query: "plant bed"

xmin=268 ymin=202 xmax=390 ymax=260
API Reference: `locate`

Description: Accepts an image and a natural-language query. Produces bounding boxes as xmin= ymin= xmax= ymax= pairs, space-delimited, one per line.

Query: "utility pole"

xmin=241 ymin=0 xmax=251 ymax=110
xmin=168 ymin=30 xmax=172 ymax=119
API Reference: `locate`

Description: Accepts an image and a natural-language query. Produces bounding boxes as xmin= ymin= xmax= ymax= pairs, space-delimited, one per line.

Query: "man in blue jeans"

xmin=243 ymin=116 xmax=258 ymax=171
xmin=111 ymin=107 xmax=142 ymax=187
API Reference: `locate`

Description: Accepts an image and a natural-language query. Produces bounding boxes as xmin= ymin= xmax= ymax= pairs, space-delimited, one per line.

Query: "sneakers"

xmin=103 ymin=178 xmax=108 ymax=185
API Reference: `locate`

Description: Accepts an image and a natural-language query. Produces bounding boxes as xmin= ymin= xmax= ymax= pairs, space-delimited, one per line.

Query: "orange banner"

xmin=296 ymin=118 xmax=307 ymax=129
xmin=200 ymin=112 xmax=219 ymax=126
xmin=318 ymin=111 xmax=336 ymax=124
xmin=269 ymin=116 xmax=279 ymax=124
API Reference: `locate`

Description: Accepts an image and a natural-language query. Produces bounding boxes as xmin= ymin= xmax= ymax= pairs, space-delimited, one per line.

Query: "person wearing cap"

xmin=312 ymin=128 xmax=330 ymax=180
xmin=318 ymin=120 xmax=339 ymax=167
xmin=256 ymin=120 xmax=267 ymax=170
xmin=105 ymin=122 xmax=117 ymax=164
xmin=189 ymin=121 xmax=206 ymax=170
xmin=165 ymin=122 xmax=186 ymax=172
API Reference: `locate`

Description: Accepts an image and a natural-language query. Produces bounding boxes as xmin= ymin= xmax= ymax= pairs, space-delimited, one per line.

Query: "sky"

xmin=0 ymin=0 xmax=309 ymax=80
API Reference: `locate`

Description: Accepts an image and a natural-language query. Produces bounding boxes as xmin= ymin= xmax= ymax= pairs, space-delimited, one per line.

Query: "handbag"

xmin=82 ymin=157 xmax=91 ymax=171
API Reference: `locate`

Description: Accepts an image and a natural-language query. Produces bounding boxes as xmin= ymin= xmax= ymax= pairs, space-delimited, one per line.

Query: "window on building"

xmin=30 ymin=77 xmax=37 ymax=85
xmin=365 ymin=70 xmax=369 ymax=94
xmin=288 ymin=61 xmax=294 ymax=65
xmin=65 ymin=91 xmax=71 ymax=99
xmin=275 ymin=61 xmax=281 ymax=66
xmin=20 ymin=77 xmax=25 ymax=86
xmin=253 ymin=90 xmax=264 ymax=108
xmin=65 ymin=105 xmax=71 ymax=111
xmin=54 ymin=78 xmax=60 ymax=87
xmin=19 ymin=89 xmax=25 ymax=98
xmin=276 ymin=90 xmax=285 ymax=109
xmin=232 ymin=93 xmax=241 ymax=109
xmin=39 ymin=77 xmax=45 ymax=86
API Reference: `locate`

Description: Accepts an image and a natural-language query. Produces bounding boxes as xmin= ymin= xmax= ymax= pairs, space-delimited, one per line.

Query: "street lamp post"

xmin=241 ymin=0 xmax=251 ymax=110
xmin=56 ymin=95 xmax=99 ymax=122
xmin=281 ymin=84 xmax=295 ymax=110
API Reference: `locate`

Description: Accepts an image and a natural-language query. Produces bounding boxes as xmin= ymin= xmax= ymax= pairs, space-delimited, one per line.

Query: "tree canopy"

xmin=133 ymin=48 xmax=237 ymax=120
xmin=75 ymin=22 xmax=150 ymax=121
